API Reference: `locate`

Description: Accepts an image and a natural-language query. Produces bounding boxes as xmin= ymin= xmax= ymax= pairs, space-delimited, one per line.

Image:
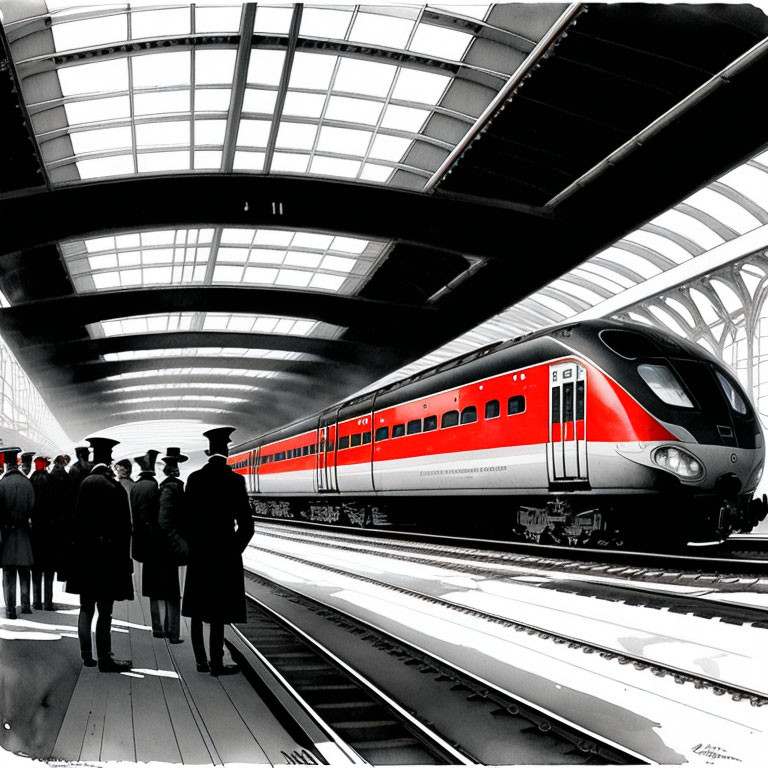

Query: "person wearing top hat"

xmin=182 ymin=427 xmax=254 ymax=675
xmin=130 ymin=449 xmax=177 ymax=639
xmin=50 ymin=454 xmax=74 ymax=583
xmin=151 ymin=447 xmax=189 ymax=644
xmin=0 ymin=448 xmax=35 ymax=619
xmin=66 ymin=437 xmax=133 ymax=673
xmin=20 ymin=451 xmax=35 ymax=477
xmin=29 ymin=455 xmax=56 ymax=610
xmin=68 ymin=446 xmax=92 ymax=496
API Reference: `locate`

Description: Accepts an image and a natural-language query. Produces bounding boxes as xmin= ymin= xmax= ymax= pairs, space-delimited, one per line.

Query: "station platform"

xmin=0 ymin=568 xmax=313 ymax=766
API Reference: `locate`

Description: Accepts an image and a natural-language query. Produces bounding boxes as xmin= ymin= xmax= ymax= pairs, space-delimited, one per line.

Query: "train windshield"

xmin=637 ymin=363 xmax=694 ymax=407
xmin=715 ymin=371 xmax=748 ymax=414
xmin=599 ymin=329 xmax=661 ymax=359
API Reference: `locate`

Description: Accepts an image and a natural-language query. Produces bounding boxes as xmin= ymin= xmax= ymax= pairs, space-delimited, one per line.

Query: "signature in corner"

xmin=692 ymin=744 xmax=742 ymax=762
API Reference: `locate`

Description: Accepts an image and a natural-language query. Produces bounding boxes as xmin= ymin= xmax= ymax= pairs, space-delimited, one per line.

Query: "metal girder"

xmin=0 ymin=175 xmax=552 ymax=262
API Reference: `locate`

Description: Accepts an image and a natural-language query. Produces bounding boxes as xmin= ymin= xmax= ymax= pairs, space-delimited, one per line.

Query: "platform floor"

xmin=0 ymin=568 xmax=308 ymax=766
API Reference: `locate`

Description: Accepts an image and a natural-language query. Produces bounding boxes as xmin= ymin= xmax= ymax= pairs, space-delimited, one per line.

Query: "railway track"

xmin=232 ymin=573 xmax=643 ymax=765
xmin=249 ymin=521 xmax=768 ymax=703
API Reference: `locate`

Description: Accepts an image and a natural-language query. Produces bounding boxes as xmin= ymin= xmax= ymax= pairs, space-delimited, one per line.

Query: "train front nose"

xmin=714 ymin=472 xmax=742 ymax=495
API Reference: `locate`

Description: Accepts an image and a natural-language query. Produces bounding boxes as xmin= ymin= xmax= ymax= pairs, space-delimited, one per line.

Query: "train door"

xmin=252 ymin=447 xmax=260 ymax=493
xmin=548 ymin=362 xmax=588 ymax=481
xmin=314 ymin=413 xmax=339 ymax=492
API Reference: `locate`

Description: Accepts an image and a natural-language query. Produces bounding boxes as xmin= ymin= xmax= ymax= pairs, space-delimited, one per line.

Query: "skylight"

xmin=102 ymin=348 xmax=305 ymax=362
xmin=15 ymin=2 xmax=506 ymax=190
xmin=103 ymin=368 xmax=278 ymax=381
xmin=107 ymin=382 xmax=257 ymax=394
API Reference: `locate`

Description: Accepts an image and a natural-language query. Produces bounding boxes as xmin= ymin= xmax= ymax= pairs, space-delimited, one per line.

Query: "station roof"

xmin=1 ymin=1 xmax=768 ymax=444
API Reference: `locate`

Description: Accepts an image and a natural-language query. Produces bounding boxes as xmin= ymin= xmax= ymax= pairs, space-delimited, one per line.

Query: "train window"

xmin=276 ymin=451 xmax=286 ymax=462
xmin=362 ymin=431 xmax=372 ymax=444
xmin=375 ymin=426 xmax=389 ymax=441
xmin=576 ymin=381 xmax=585 ymax=419
xmin=392 ymin=423 xmax=405 ymax=438
xmin=351 ymin=433 xmax=362 ymax=447
xmin=563 ymin=383 xmax=574 ymax=421
xmin=441 ymin=410 xmax=459 ymax=428
xmin=460 ymin=406 xmax=477 ymax=424
xmin=407 ymin=419 xmax=422 ymax=434
xmin=485 ymin=399 xmax=500 ymax=419
xmin=424 ymin=415 xmax=437 ymax=431
xmin=294 ymin=448 xmax=301 ymax=458
xmin=310 ymin=443 xmax=317 ymax=454
xmin=551 ymin=390 xmax=560 ymax=423
xmin=338 ymin=436 xmax=350 ymax=450
xmin=600 ymin=329 xmax=660 ymax=360
xmin=302 ymin=445 xmax=309 ymax=456
xmin=716 ymin=371 xmax=747 ymax=414
xmin=508 ymin=395 xmax=526 ymax=415
xmin=326 ymin=441 xmax=334 ymax=452
xmin=638 ymin=364 xmax=694 ymax=408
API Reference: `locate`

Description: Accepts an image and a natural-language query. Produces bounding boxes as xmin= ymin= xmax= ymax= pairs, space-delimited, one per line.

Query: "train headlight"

xmin=652 ymin=446 xmax=704 ymax=480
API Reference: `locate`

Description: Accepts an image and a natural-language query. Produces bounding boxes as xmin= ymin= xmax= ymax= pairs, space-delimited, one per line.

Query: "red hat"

xmin=34 ymin=456 xmax=51 ymax=470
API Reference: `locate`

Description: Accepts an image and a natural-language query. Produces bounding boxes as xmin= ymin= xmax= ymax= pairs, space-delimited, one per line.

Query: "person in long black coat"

xmin=0 ymin=448 xmax=35 ymax=619
xmin=131 ymin=450 xmax=179 ymax=639
xmin=156 ymin=447 xmax=189 ymax=643
xmin=182 ymin=428 xmax=254 ymax=676
xmin=29 ymin=455 xmax=56 ymax=610
xmin=67 ymin=446 xmax=92 ymax=496
xmin=66 ymin=437 xmax=133 ymax=673
xmin=49 ymin=455 xmax=74 ymax=582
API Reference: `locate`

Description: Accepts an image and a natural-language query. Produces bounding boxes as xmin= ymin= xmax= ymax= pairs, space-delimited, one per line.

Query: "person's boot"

xmin=82 ymin=653 xmax=97 ymax=668
xmin=44 ymin=602 xmax=54 ymax=611
xmin=98 ymin=656 xmax=132 ymax=673
xmin=21 ymin=605 xmax=32 ymax=614
xmin=32 ymin=602 xmax=43 ymax=610
xmin=196 ymin=661 xmax=210 ymax=673
xmin=6 ymin=608 xmax=17 ymax=620
xmin=210 ymin=663 xmax=240 ymax=677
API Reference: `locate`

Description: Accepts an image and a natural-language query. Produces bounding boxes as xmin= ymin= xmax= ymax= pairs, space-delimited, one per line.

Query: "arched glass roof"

xmin=365 ymin=145 xmax=768 ymax=389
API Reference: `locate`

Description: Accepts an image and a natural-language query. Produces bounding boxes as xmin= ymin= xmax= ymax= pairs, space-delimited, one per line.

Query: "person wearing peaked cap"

xmin=152 ymin=447 xmax=190 ymax=644
xmin=30 ymin=456 xmax=56 ymax=611
xmin=68 ymin=446 xmax=92 ymax=498
xmin=130 ymin=450 xmax=173 ymax=639
xmin=182 ymin=428 xmax=254 ymax=675
xmin=0 ymin=448 xmax=35 ymax=619
xmin=20 ymin=452 xmax=35 ymax=477
xmin=65 ymin=437 xmax=133 ymax=673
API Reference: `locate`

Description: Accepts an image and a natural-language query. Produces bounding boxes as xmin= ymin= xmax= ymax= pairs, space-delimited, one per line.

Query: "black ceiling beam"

xmin=0 ymin=285 xmax=436 ymax=338
xmin=0 ymin=175 xmax=552 ymax=262
xmin=13 ymin=331 xmax=384 ymax=367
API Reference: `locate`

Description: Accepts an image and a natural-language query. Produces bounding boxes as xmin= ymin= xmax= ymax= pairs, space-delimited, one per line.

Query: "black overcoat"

xmin=65 ymin=466 xmax=134 ymax=601
xmin=129 ymin=475 xmax=158 ymax=564
xmin=68 ymin=459 xmax=92 ymax=496
xmin=49 ymin=464 xmax=74 ymax=581
xmin=181 ymin=458 xmax=254 ymax=623
xmin=30 ymin=469 xmax=57 ymax=570
xmin=0 ymin=469 xmax=35 ymax=567
xmin=158 ymin=476 xmax=188 ymax=565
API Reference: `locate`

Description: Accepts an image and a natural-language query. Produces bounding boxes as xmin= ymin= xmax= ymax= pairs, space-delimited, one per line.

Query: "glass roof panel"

xmin=197 ymin=88 xmax=233 ymax=112
xmin=132 ymin=8 xmax=190 ymax=39
xmin=597 ymin=247 xmax=663 ymax=278
xmin=58 ymin=59 xmax=128 ymax=96
xmin=428 ymin=4 xmax=491 ymax=20
xmin=391 ymin=68 xmax=450 ymax=105
xmin=652 ymin=210 xmax=725 ymax=251
xmin=549 ymin=278 xmax=607 ymax=306
xmin=108 ymin=382 xmax=258 ymax=393
xmin=254 ymin=5 xmax=293 ymax=34
xmin=136 ymin=121 xmax=190 ymax=147
xmin=334 ymin=58 xmax=397 ymax=98
xmin=369 ymin=134 xmax=412 ymax=162
xmin=317 ymin=126 xmax=372 ymax=155
xmin=64 ymin=96 xmax=131 ymax=125
xmin=381 ymin=104 xmax=429 ymax=132
xmin=684 ymin=188 xmax=761 ymax=235
xmin=284 ymin=91 xmax=327 ymax=118
xmin=663 ymin=297 xmax=695 ymax=327
xmin=719 ymin=165 xmax=768 ymax=213
xmin=246 ymin=50 xmax=286 ymax=87
xmin=133 ymin=52 xmax=190 ymax=88
xmin=52 ymin=15 xmax=127 ymax=51
xmin=711 ymin=279 xmax=743 ymax=314
xmin=70 ymin=126 xmax=132 ymax=154
xmin=137 ymin=151 xmax=190 ymax=173
xmin=300 ymin=7 xmax=353 ymax=38
xmin=623 ymin=230 xmax=694 ymax=264
xmin=647 ymin=305 xmax=686 ymax=337
xmin=360 ymin=163 xmax=393 ymax=182
xmin=288 ymin=52 xmax=337 ymax=90
xmin=196 ymin=50 xmax=237 ymax=85
xmin=78 ymin=155 xmax=135 ymax=179
xmin=325 ymin=96 xmax=382 ymax=126
xmin=103 ymin=348 xmax=305 ymax=362
xmin=409 ymin=22 xmax=473 ymax=60
xmin=134 ymin=90 xmax=190 ymax=116
xmin=195 ymin=5 xmax=243 ymax=33
xmin=103 ymin=368 xmax=277 ymax=381
xmin=349 ymin=12 xmax=414 ymax=48
xmin=276 ymin=122 xmax=318 ymax=150
xmin=114 ymin=395 xmax=247 ymax=405
xmin=233 ymin=151 xmax=266 ymax=170
xmin=570 ymin=266 xmax=625 ymax=293
xmin=114 ymin=407 xmax=236 ymax=415
xmin=271 ymin=152 xmax=310 ymax=173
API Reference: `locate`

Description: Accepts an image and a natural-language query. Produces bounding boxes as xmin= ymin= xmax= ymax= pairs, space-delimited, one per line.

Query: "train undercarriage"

xmin=249 ymin=490 xmax=768 ymax=550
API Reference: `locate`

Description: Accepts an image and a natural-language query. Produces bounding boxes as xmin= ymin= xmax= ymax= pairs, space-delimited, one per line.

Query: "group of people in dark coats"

xmin=0 ymin=427 xmax=254 ymax=678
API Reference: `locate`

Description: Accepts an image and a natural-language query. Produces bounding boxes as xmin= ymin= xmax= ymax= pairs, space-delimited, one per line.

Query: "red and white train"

xmin=229 ymin=319 xmax=767 ymax=546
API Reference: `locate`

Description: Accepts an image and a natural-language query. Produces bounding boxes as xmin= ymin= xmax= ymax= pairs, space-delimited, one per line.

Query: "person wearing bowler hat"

xmin=66 ymin=437 xmax=133 ymax=673
xmin=0 ymin=448 xmax=35 ymax=619
xmin=68 ymin=446 xmax=92 ymax=497
xmin=130 ymin=450 xmax=176 ymax=639
xmin=30 ymin=455 xmax=56 ymax=610
xmin=20 ymin=451 xmax=35 ymax=477
xmin=182 ymin=427 xmax=254 ymax=675
xmin=153 ymin=447 xmax=189 ymax=644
